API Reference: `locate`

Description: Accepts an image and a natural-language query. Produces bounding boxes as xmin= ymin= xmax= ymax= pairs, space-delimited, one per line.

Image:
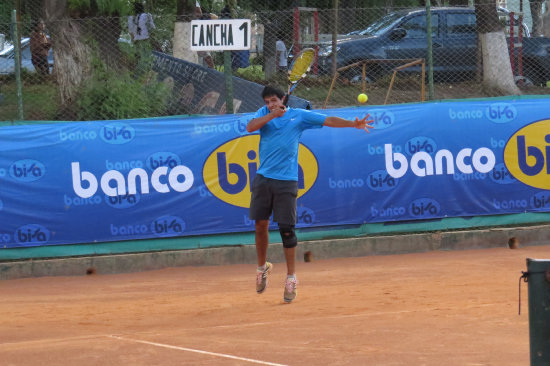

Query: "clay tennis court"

xmin=1 ymin=244 xmax=546 ymax=365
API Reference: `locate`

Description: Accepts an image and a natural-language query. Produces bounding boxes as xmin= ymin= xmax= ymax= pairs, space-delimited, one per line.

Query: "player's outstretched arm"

xmin=323 ymin=114 xmax=374 ymax=133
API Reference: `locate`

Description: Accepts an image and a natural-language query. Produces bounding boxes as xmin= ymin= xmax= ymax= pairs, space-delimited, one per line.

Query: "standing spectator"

xmin=30 ymin=20 xmax=51 ymax=79
xmin=220 ymin=5 xmax=250 ymax=71
xmin=231 ymin=49 xmax=250 ymax=71
xmin=128 ymin=2 xmax=156 ymax=74
xmin=276 ymin=34 xmax=288 ymax=74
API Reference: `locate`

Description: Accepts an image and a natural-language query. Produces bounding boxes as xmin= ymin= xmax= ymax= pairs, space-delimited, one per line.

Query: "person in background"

xmin=220 ymin=5 xmax=250 ymax=72
xmin=276 ymin=34 xmax=288 ymax=74
xmin=128 ymin=2 xmax=156 ymax=74
xmin=30 ymin=20 xmax=52 ymax=79
xmin=231 ymin=49 xmax=250 ymax=71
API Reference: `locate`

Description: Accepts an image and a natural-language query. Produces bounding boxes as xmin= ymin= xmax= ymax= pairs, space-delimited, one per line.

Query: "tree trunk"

xmin=475 ymin=0 xmax=521 ymax=95
xmin=43 ymin=0 xmax=124 ymax=106
xmin=44 ymin=0 xmax=94 ymax=105
xmin=173 ymin=0 xmax=198 ymax=62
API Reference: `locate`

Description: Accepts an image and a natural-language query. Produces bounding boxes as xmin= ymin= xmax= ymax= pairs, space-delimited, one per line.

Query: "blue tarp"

xmin=152 ymin=51 xmax=311 ymax=114
xmin=0 ymin=98 xmax=549 ymax=248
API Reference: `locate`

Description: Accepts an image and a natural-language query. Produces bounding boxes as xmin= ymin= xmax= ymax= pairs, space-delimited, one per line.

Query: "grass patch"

xmin=0 ymin=77 xmax=59 ymax=122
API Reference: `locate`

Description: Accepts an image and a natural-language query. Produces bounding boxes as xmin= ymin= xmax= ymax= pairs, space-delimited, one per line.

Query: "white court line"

xmin=201 ymin=303 xmax=501 ymax=331
xmin=0 ymin=334 xmax=108 ymax=347
xmin=108 ymin=335 xmax=288 ymax=366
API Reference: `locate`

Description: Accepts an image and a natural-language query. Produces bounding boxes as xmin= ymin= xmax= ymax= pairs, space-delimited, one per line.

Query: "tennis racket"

xmin=283 ymin=48 xmax=315 ymax=106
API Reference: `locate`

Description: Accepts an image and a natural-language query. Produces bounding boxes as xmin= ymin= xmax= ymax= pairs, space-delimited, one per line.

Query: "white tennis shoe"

xmin=256 ymin=262 xmax=273 ymax=294
xmin=284 ymin=276 xmax=298 ymax=303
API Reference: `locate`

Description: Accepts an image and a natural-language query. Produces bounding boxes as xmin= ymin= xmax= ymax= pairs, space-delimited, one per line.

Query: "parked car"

xmin=0 ymin=37 xmax=54 ymax=75
xmin=317 ymin=7 xmax=550 ymax=85
xmin=341 ymin=7 xmax=530 ymax=39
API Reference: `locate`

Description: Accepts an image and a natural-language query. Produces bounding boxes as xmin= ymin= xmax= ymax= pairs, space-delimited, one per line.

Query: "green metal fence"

xmin=1 ymin=4 xmax=550 ymax=122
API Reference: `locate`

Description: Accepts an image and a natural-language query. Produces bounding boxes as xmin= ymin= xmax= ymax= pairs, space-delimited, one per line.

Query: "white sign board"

xmin=190 ymin=19 xmax=251 ymax=51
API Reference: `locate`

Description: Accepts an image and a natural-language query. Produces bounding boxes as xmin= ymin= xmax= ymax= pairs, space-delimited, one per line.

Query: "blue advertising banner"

xmin=0 ymin=98 xmax=549 ymax=248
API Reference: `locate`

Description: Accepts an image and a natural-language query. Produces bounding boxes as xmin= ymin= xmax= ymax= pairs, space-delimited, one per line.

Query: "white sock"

xmin=257 ymin=264 xmax=267 ymax=272
xmin=287 ymin=274 xmax=296 ymax=280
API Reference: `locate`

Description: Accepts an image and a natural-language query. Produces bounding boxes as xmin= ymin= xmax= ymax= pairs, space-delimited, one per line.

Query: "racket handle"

xmin=283 ymin=93 xmax=289 ymax=106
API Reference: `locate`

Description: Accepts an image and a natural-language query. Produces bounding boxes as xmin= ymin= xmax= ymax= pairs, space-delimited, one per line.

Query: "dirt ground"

xmin=1 ymin=245 xmax=548 ymax=366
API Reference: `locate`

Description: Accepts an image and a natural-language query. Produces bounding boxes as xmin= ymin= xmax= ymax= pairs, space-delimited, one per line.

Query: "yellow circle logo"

xmin=504 ymin=119 xmax=550 ymax=190
xmin=203 ymin=135 xmax=319 ymax=208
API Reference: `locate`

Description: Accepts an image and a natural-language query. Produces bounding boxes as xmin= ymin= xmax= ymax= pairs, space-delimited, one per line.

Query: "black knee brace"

xmin=279 ymin=224 xmax=297 ymax=248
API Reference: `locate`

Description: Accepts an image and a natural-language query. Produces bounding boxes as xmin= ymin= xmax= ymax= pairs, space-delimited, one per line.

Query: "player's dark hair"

xmin=261 ymin=85 xmax=285 ymax=100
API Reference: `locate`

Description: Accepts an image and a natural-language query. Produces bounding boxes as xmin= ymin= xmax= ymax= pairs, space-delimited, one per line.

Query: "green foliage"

xmin=68 ymin=0 xmax=129 ymax=15
xmin=250 ymin=54 xmax=264 ymax=67
xmin=76 ymin=69 xmax=170 ymax=120
xmin=66 ymin=37 xmax=166 ymax=120
xmin=118 ymin=44 xmax=137 ymax=69
xmin=75 ymin=50 xmax=169 ymax=120
xmin=150 ymin=13 xmax=177 ymax=54
xmin=0 ymin=2 xmax=12 ymax=27
xmin=68 ymin=0 xmax=91 ymax=11
xmin=234 ymin=65 xmax=265 ymax=82
xmin=96 ymin=0 xmax=128 ymax=15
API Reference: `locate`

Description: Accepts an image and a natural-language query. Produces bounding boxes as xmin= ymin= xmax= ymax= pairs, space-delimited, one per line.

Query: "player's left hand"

xmin=354 ymin=114 xmax=374 ymax=133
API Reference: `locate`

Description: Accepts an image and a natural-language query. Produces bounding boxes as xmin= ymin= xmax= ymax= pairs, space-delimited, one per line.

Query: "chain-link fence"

xmin=1 ymin=5 xmax=550 ymax=122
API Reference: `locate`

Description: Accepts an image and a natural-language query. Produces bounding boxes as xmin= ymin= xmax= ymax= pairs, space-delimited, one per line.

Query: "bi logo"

xmin=405 ymin=136 xmax=436 ymax=155
xmin=486 ymin=103 xmax=517 ymax=123
xmin=297 ymin=206 xmax=315 ymax=225
xmin=368 ymin=109 xmax=395 ymax=130
xmin=234 ymin=116 xmax=250 ymax=135
xmin=15 ymin=224 xmax=50 ymax=244
xmin=531 ymin=192 xmax=550 ymax=210
xmin=100 ymin=122 xmax=135 ymax=144
xmin=151 ymin=215 xmax=185 ymax=237
xmin=203 ymin=135 xmax=318 ymax=208
xmin=9 ymin=159 xmax=46 ymax=182
xmin=409 ymin=198 xmax=440 ymax=218
xmin=504 ymin=119 xmax=550 ymax=190
xmin=105 ymin=192 xmax=140 ymax=209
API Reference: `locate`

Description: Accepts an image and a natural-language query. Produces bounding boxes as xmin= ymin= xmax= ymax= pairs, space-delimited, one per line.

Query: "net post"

xmin=525 ymin=258 xmax=550 ymax=365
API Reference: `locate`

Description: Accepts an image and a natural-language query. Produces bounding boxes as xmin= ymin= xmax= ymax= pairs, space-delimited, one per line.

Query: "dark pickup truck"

xmin=317 ymin=7 xmax=550 ymax=85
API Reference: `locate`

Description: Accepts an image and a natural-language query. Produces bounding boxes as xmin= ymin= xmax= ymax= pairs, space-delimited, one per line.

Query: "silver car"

xmin=0 ymin=37 xmax=54 ymax=75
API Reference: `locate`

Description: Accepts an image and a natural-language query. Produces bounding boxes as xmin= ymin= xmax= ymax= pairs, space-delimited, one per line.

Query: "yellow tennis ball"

xmin=357 ymin=93 xmax=368 ymax=103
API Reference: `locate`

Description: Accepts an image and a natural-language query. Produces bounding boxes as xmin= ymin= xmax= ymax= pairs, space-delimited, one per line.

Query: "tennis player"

xmin=247 ymin=85 xmax=374 ymax=303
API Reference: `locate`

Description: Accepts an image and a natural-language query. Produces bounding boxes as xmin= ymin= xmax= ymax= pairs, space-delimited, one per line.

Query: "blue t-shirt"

xmin=251 ymin=106 xmax=326 ymax=181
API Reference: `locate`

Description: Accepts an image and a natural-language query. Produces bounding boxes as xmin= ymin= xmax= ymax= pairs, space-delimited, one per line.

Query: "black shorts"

xmin=249 ymin=174 xmax=298 ymax=225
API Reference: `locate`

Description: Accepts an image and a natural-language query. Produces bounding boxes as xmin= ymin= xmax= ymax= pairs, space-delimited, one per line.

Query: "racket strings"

xmin=288 ymin=49 xmax=315 ymax=83
xmin=285 ymin=48 xmax=315 ymax=104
